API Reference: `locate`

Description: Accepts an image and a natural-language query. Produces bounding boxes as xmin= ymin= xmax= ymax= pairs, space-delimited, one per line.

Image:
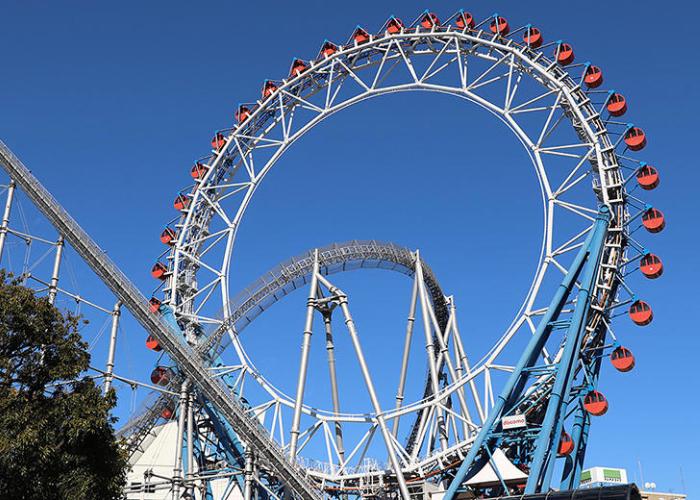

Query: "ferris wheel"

xmin=0 ymin=7 xmax=665 ymax=500
xmin=137 ymin=9 xmax=665 ymax=499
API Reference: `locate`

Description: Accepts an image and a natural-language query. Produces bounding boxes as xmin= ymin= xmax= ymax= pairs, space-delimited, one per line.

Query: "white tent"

xmin=465 ymin=448 xmax=528 ymax=487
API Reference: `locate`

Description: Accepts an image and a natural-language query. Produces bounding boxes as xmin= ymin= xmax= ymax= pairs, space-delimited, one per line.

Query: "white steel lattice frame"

xmin=152 ymin=20 xmax=643 ymax=492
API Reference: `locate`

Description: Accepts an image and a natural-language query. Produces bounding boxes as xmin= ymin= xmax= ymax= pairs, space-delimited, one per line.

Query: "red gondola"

xmin=151 ymin=262 xmax=168 ymax=280
xmin=386 ymin=17 xmax=404 ymax=34
xmin=555 ymin=43 xmax=574 ymax=65
xmin=191 ymin=162 xmax=208 ymax=179
xmin=150 ymin=366 xmax=171 ymax=386
xmin=606 ymin=93 xmax=627 ymax=116
xmin=174 ymin=194 xmax=190 ymax=211
xmin=523 ymin=27 xmax=543 ymax=48
xmin=161 ymin=406 xmax=174 ymax=419
xmin=558 ymin=431 xmax=574 ymax=456
xmin=353 ymin=27 xmax=370 ymax=44
xmin=146 ymin=334 xmax=163 ymax=352
xmin=290 ymin=59 xmax=308 ymax=78
xmin=211 ymin=133 xmax=226 ymax=151
xmin=490 ymin=16 xmax=509 ymax=35
xmin=611 ymin=346 xmax=635 ymax=372
xmin=640 ymin=253 xmax=663 ymax=279
xmin=584 ymin=65 xmax=603 ymax=88
xmin=624 ymin=127 xmax=647 ymax=151
xmin=636 ymin=165 xmax=659 ymax=190
xmin=583 ymin=390 xmax=608 ymax=416
xmin=321 ymin=41 xmax=338 ymax=58
xmin=421 ymin=12 xmax=440 ymax=29
xmin=160 ymin=228 xmax=176 ymax=246
xmin=148 ymin=297 xmax=161 ymax=313
xmin=455 ymin=11 xmax=475 ymax=30
xmin=235 ymin=105 xmax=251 ymax=123
xmin=262 ymin=80 xmax=278 ymax=99
xmin=629 ymin=300 xmax=653 ymax=326
xmin=642 ymin=208 xmax=665 ymax=233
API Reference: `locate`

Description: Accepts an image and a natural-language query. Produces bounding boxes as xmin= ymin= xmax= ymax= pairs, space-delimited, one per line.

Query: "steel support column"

xmin=103 ymin=301 xmax=121 ymax=394
xmin=443 ymin=208 xmax=609 ymax=500
xmin=525 ymin=210 xmax=609 ymax=493
xmin=47 ymin=236 xmax=63 ymax=305
xmin=0 ymin=180 xmax=15 ymax=261
xmin=289 ymin=249 xmax=320 ymax=459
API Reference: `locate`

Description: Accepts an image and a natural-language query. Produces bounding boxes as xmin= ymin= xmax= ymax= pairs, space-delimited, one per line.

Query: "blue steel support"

xmin=443 ymin=208 xmax=609 ymax=500
xmin=561 ymin=346 xmax=604 ymax=489
xmin=526 ymin=209 xmax=609 ymax=493
xmin=159 ymin=306 xmax=247 ymax=490
xmin=192 ymin=430 xmax=215 ymax=500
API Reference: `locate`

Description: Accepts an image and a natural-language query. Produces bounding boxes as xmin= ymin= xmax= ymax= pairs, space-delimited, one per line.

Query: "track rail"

xmin=0 ymin=140 xmax=322 ymax=500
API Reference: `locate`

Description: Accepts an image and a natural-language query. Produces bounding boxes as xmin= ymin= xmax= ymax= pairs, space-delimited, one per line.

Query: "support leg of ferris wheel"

xmin=443 ymin=207 xmax=610 ymax=500
xmin=525 ymin=209 xmax=608 ymax=493
xmin=560 ymin=341 xmax=603 ymax=490
xmin=0 ymin=140 xmax=323 ymax=500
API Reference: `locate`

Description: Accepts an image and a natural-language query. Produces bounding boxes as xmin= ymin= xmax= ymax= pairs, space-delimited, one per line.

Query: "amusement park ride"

xmin=0 ymin=9 xmax=664 ymax=500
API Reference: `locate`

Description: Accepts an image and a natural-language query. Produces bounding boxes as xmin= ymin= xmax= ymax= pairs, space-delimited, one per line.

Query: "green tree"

xmin=0 ymin=273 xmax=127 ymax=499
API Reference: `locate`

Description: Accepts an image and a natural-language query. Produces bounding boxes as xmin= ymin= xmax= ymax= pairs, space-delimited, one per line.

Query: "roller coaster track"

xmin=121 ymin=240 xmax=450 ymax=463
xmin=0 ymin=140 xmax=323 ymax=500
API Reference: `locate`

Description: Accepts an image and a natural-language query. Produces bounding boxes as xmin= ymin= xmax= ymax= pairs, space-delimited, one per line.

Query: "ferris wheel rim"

xmin=161 ymin=22 xmax=632 ymax=482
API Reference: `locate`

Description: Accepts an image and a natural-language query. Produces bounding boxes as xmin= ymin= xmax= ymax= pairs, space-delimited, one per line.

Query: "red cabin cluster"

xmin=211 ymin=133 xmax=226 ymax=151
xmin=642 ymin=208 xmax=665 ymax=233
xmin=149 ymin=297 xmax=161 ymax=313
xmin=191 ymin=162 xmax=208 ymax=180
xmin=558 ymin=431 xmax=574 ymax=456
xmin=160 ymin=228 xmax=177 ymax=246
xmin=555 ymin=43 xmax=574 ymax=65
xmin=455 ymin=12 xmax=474 ymax=30
xmin=523 ymin=27 xmax=543 ymax=48
xmin=629 ymin=300 xmax=653 ymax=326
xmin=321 ymin=41 xmax=338 ymax=58
xmin=640 ymin=253 xmax=663 ymax=279
xmin=290 ymin=59 xmax=308 ymax=78
xmin=584 ymin=65 xmax=603 ymax=88
xmin=262 ymin=80 xmax=278 ymax=99
xmin=490 ymin=16 xmax=509 ymax=35
xmin=583 ymin=391 xmax=608 ymax=416
xmin=607 ymin=93 xmax=627 ymax=117
xmin=421 ymin=12 xmax=440 ymax=29
xmin=161 ymin=405 xmax=174 ymax=420
xmin=151 ymin=262 xmax=168 ymax=280
xmin=386 ymin=17 xmax=404 ymax=34
xmin=146 ymin=334 xmax=163 ymax=352
xmin=611 ymin=346 xmax=635 ymax=372
xmin=236 ymin=106 xmax=251 ymax=123
xmin=174 ymin=194 xmax=191 ymax=211
xmin=624 ymin=127 xmax=647 ymax=151
xmin=150 ymin=366 xmax=172 ymax=386
xmin=636 ymin=165 xmax=659 ymax=190
xmin=353 ymin=27 xmax=370 ymax=45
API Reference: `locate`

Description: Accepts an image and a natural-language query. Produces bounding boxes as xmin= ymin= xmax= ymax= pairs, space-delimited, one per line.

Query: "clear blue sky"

xmin=1 ymin=0 xmax=698 ymax=496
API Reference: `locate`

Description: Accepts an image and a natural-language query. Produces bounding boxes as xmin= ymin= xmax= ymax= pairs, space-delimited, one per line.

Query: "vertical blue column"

xmin=525 ymin=208 xmax=608 ymax=493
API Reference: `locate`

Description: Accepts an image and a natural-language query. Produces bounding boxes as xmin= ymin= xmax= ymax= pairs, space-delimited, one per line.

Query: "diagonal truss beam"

xmin=442 ymin=208 xmax=610 ymax=500
xmin=0 ymin=140 xmax=322 ymax=500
